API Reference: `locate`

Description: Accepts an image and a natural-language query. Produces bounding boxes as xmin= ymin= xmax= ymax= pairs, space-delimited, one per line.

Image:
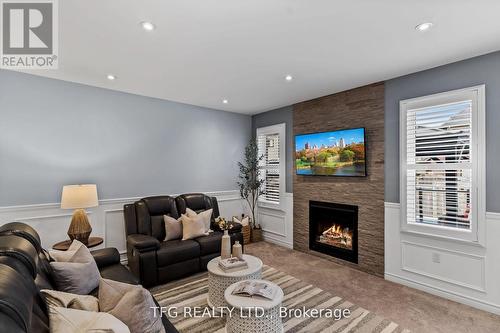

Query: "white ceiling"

xmin=17 ymin=0 xmax=500 ymax=114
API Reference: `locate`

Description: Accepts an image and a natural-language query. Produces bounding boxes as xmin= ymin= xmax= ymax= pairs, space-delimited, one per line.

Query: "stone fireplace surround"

xmin=293 ymin=83 xmax=385 ymax=277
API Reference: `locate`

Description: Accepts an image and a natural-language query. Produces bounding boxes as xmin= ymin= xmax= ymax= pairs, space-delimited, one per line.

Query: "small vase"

xmin=232 ymin=240 xmax=243 ymax=259
xmin=221 ymin=230 xmax=231 ymax=259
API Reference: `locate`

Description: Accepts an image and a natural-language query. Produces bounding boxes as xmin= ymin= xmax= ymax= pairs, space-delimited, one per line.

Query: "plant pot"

xmin=242 ymin=225 xmax=251 ymax=244
xmin=251 ymin=228 xmax=263 ymax=243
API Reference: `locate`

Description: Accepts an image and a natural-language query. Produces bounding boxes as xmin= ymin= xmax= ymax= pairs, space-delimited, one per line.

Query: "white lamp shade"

xmin=61 ymin=184 xmax=99 ymax=209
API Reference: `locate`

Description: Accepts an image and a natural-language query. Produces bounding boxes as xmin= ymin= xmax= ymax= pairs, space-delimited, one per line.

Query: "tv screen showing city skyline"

xmin=295 ymin=128 xmax=366 ymax=177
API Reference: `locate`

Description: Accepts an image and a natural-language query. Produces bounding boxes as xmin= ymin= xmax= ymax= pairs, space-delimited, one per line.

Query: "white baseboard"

xmin=385 ymin=272 xmax=500 ymax=315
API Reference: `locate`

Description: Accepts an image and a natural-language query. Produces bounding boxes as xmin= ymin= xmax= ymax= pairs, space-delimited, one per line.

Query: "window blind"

xmin=406 ymin=101 xmax=472 ymax=230
xmin=257 ymin=133 xmax=280 ymax=204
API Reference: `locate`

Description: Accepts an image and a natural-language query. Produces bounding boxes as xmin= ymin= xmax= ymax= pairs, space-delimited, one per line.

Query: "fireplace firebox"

xmin=309 ymin=201 xmax=358 ymax=263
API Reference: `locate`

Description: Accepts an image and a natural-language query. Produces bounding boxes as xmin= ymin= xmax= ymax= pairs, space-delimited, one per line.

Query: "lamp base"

xmin=67 ymin=209 xmax=92 ymax=245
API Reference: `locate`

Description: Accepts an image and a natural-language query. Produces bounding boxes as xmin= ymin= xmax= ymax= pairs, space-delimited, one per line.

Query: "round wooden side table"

xmin=52 ymin=237 xmax=103 ymax=250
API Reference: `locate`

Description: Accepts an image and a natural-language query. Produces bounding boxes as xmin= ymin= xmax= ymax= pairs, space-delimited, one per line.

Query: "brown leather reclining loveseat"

xmin=124 ymin=193 xmax=243 ymax=287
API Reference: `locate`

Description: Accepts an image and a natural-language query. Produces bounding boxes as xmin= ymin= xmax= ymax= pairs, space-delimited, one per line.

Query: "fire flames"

xmin=319 ymin=224 xmax=353 ymax=250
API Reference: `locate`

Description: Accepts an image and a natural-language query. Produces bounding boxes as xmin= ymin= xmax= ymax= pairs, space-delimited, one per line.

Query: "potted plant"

xmin=237 ymin=140 xmax=265 ymax=242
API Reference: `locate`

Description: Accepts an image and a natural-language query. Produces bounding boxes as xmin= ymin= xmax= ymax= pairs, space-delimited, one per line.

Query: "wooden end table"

xmin=52 ymin=237 xmax=103 ymax=250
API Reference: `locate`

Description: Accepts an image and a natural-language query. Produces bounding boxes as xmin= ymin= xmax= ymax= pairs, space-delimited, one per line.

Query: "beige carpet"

xmin=151 ymin=265 xmax=410 ymax=333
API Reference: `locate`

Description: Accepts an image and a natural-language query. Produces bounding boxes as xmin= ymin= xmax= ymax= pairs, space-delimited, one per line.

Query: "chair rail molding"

xmin=385 ymin=202 xmax=500 ymax=315
xmin=0 ymin=190 xmax=247 ymax=262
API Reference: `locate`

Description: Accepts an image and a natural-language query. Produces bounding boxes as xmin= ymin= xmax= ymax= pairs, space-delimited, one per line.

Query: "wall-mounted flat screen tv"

xmin=295 ymin=127 xmax=367 ymax=177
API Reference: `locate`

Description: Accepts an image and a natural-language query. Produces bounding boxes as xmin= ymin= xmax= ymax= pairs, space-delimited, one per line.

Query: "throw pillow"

xmin=49 ymin=239 xmax=84 ymax=261
xmin=49 ymin=240 xmax=101 ymax=294
xmin=98 ymin=278 xmax=165 ymax=333
xmin=181 ymin=214 xmax=209 ymax=240
xmin=185 ymin=207 xmax=213 ymax=232
xmin=185 ymin=207 xmax=197 ymax=217
xmin=41 ymin=289 xmax=99 ymax=312
xmin=163 ymin=215 xmax=182 ymax=241
xmin=232 ymin=216 xmax=249 ymax=226
xmin=49 ymin=306 xmax=130 ymax=333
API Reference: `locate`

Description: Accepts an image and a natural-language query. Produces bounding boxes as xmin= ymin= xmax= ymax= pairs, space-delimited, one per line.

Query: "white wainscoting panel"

xmin=257 ymin=193 xmax=293 ymax=248
xmin=401 ymin=241 xmax=485 ymax=292
xmin=0 ymin=191 xmax=247 ymax=262
xmin=385 ymin=202 xmax=500 ymax=314
xmin=104 ymin=209 xmax=128 ymax=255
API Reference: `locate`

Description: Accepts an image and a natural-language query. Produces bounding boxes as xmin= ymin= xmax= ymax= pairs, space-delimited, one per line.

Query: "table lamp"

xmin=61 ymin=184 xmax=99 ymax=245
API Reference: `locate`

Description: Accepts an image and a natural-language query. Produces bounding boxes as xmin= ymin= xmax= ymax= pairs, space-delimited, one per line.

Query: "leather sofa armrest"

xmin=127 ymin=234 xmax=160 ymax=252
xmin=0 ymin=264 xmax=37 ymax=332
xmin=91 ymin=248 xmax=120 ymax=268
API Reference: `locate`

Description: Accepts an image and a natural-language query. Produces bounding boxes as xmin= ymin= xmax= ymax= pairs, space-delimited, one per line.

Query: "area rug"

xmin=151 ymin=265 xmax=410 ymax=333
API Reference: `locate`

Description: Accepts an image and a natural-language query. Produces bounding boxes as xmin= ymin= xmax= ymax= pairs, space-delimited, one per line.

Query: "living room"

xmin=1 ymin=1 xmax=500 ymax=333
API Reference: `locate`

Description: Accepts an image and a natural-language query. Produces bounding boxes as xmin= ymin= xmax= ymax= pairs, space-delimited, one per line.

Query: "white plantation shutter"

xmin=400 ymin=86 xmax=485 ymax=242
xmin=257 ymin=124 xmax=286 ymax=206
xmin=406 ymin=101 xmax=472 ymax=229
xmin=258 ymin=133 xmax=280 ymax=203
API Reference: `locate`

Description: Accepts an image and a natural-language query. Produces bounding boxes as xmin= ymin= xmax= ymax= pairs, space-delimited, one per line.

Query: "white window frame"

xmin=399 ymin=85 xmax=486 ymax=244
xmin=256 ymin=123 xmax=286 ymax=209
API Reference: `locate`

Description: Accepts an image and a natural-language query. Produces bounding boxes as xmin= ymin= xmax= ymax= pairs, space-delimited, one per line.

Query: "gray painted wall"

xmin=385 ymin=51 xmax=500 ymax=212
xmin=0 ymin=70 xmax=251 ymax=206
xmin=251 ymin=106 xmax=293 ymax=193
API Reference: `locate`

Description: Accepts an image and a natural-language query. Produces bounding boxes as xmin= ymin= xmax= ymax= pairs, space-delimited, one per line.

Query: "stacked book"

xmin=218 ymin=257 xmax=248 ymax=273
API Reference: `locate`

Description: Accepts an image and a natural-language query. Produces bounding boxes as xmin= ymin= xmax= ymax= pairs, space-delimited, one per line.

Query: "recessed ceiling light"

xmin=415 ymin=22 xmax=433 ymax=32
xmin=222 ymin=99 xmax=228 ymax=104
xmin=285 ymin=75 xmax=293 ymax=81
xmin=141 ymin=21 xmax=155 ymax=31
xmin=106 ymin=74 xmax=116 ymax=80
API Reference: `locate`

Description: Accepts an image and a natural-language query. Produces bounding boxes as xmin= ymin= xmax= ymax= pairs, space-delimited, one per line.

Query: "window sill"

xmin=258 ymin=201 xmax=283 ymax=212
xmin=400 ymin=228 xmax=485 ymax=248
